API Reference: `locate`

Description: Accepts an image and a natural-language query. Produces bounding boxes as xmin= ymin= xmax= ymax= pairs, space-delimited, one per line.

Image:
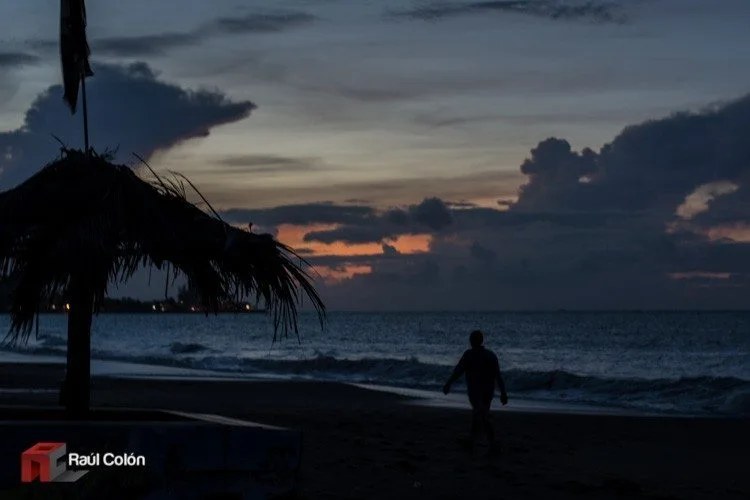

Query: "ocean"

xmin=1 ymin=311 xmax=748 ymax=416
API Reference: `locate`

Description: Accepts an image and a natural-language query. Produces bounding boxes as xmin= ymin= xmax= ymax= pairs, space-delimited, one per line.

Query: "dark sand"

xmin=1 ymin=363 xmax=748 ymax=499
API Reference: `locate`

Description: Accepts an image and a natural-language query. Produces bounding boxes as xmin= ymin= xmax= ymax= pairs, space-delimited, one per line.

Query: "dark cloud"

xmin=223 ymin=198 xmax=456 ymax=244
xmin=491 ymin=95 xmax=750 ymax=235
xmin=298 ymin=198 xmax=455 ymax=244
xmin=385 ymin=208 xmax=411 ymax=226
xmin=411 ymin=197 xmax=453 ymax=230
xmin=509 ymin=137 xmax=600 ymax=212
xmin=520 ymin=138 xmax=597 ymax=183
xmin=458 ymin=207 xmax=636 ymax=229
xmin=382 ymin=243 xmax=400 ymax=256
xmin=303 ymin=225 xmax=396 ymax=245
xmin=286 ymin=195 xmax=624 ymax=246
xmin=0 ymin=52 xmax=40 ymax=68
xmin=0 ymin=61 xmax=255 ymax=189
xmin=390 ymin=0 xmax=627 ymax=25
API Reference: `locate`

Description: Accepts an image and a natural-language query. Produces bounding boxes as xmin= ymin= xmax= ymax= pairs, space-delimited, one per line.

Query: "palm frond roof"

xmin=0 ymin=148 xmax=325 ymax=342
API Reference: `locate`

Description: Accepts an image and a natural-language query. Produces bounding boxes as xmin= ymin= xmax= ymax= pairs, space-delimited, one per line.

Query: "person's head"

xmin=469 ymin=330 xmax=484 ymax=348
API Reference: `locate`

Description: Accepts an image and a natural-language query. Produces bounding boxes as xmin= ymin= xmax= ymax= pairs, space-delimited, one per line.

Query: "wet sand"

xmin=1 ymin=363 xmax=748 ymax=499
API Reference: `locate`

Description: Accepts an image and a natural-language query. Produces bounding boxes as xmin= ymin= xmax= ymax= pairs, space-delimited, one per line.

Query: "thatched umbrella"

xmin=0 ymin=148 xmax=325 ymax=416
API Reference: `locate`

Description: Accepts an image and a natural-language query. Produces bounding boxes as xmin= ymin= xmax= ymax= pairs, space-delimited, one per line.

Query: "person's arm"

xmin=442 ymin=353 xmax=466 ymax=394
xmin=495 ymin=355 xmax=508 ymax=405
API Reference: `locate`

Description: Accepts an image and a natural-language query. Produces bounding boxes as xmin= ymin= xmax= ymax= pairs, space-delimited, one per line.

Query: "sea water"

xmin=0 ymin=311 xmax=748 ymax=416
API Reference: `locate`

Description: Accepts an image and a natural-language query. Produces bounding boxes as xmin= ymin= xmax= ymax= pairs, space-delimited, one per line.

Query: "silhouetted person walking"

xmin=443 ymin=330 xmax=508 ymax=453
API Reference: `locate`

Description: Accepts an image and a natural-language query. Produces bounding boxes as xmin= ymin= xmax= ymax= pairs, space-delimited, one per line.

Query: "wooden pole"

xmin=61 ymin=67 xmax=92 ymax=415
xmin=64 ymin=273 xmax=93 ymax=416
xmin=80 ymin=70 xmax=90 ymax=152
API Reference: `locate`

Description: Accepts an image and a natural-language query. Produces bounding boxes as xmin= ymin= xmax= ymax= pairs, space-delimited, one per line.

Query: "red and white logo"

xmin=21 ymin=443 xmax=88 ymax=483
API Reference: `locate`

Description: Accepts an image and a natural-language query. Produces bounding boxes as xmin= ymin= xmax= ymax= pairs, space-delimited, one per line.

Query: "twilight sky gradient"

xmin=2 ymin=0 xmax=750 ymax=309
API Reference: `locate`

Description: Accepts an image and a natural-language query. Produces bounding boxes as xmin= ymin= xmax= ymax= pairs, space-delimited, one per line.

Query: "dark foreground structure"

xmin=0 ymin=150 xmax=323 ymax=498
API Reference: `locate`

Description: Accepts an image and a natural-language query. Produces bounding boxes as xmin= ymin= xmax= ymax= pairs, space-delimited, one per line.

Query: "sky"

xmin=2 ymin=0 xmax=750 ymax=310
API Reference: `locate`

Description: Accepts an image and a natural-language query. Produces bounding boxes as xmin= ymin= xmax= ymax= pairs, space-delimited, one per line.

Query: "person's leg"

xmin=473 ymin=397 xmax=500 ymax=454
xmin=469 ymin=396 xmax=491 ymax=441
xmin=468 ymin=396 xmax=484 ymax=450
xmin=470 ymin=408 xmax=482 ymax=442
xmin=477 ymin=400 xmax=493 ymax=443
xmin=480 ymin=400 xmax=503 ymax=454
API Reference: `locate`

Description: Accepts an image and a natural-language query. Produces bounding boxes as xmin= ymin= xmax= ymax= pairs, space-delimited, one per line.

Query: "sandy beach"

xmin=1 ymin=362 xmax=748 ymax=499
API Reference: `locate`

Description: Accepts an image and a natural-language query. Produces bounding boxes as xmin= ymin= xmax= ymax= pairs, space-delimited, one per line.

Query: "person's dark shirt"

xmin=453 ymin=346 xmax=503 ymax=399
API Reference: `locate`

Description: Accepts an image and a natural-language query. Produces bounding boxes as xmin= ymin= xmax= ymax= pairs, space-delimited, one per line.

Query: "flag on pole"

xmin=60 ymin=0 xmax=93 ymax=113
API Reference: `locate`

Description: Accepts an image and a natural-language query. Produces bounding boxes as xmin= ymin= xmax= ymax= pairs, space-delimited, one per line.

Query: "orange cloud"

xmin=705 ymin=224 xmax=750 ymax=243
xmin=276 ymin=224 xmax=431 ymax=257
xmin=273 ymin=223 xmax=432 ymax=284
xmin=666 ymin=220 xmax=750 ymax=244
xmin=675 ymin=181 xmax=739 ymax=220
